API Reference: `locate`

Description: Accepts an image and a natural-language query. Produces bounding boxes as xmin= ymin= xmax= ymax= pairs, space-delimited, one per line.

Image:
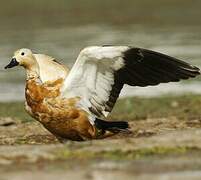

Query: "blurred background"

xmin=0 ymin=0 xmax=201 ymax=101
xmin=1 ymin=2 xmax=201 ymax=179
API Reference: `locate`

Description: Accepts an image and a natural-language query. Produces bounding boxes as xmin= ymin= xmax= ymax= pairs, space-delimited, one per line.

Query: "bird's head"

xmin=5 ymin=48 xmax=36 ymax=70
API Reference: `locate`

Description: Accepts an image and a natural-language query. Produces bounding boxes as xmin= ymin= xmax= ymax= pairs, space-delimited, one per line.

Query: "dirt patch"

xmin=1 ymin=116 xmax=200 ymax=145
xmin=0 ymin=117 xmax=201 ymax=179
xmin=0 ymin=120 xmax=58 ymax=145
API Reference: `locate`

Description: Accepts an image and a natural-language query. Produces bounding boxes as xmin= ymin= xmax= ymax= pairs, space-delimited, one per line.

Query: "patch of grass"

xmin=0 ymin=102 xmax=32 ymax=122
xmin=54 ymin=146 xmax=195 ymax=161
xmin=0 ymin=94 xmax=201 ymax=122
xmin=0 ymin=0 xmax=201 ymax=28
xmin=110 ymin=94 xmax=201 ymax=121
xmin=98 ymin=146 xmax=188 ymax=160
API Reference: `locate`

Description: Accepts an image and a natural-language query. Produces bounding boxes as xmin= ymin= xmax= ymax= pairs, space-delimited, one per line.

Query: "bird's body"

xmin=5 ymin=46 xmax=200 ymax=141
xmin=25 ymin=76 xmax=97 ymax=141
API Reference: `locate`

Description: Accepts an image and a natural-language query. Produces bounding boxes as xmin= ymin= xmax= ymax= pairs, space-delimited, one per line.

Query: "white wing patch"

xmin=62 ymin=46 xmax=129 ymax=121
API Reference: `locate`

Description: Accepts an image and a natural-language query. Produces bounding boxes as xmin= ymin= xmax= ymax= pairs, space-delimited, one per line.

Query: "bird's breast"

xmin=24 ymin=78 xmax=97 ymax=140
xmin=25 ymin=78 xmax=63 ymax=117
xmin=25 ymin=78 xmax=82 ymax=121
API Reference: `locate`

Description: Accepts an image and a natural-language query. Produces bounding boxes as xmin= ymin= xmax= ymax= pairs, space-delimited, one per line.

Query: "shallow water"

xmin=0 ymin=1 xmax=201 ymax=101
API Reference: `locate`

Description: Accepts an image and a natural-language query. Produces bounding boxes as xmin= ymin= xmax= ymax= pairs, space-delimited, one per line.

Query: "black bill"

xmin=4 ymin=58 xmax=19 ymax=69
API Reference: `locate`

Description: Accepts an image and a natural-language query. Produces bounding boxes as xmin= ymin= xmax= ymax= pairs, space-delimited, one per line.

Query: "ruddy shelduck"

xmin=5 ymin=46 xmax=200 ymax=141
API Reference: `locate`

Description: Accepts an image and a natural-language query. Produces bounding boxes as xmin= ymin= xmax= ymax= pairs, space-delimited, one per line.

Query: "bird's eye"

xmin=21 ymin=52 xmax=25 ymax=56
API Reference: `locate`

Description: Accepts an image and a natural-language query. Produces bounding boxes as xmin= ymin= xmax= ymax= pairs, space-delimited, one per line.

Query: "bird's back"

xmin=34 ymin=54 xmax=69 ymax=83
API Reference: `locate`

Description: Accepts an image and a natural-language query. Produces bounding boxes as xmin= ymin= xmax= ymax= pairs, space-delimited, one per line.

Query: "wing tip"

xmin=121 ymin=47 xmax=200 ymax=86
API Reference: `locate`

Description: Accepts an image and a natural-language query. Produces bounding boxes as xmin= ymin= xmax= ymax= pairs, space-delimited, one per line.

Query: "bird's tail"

xmin=94 ymin=118 xmax=130 ymax=133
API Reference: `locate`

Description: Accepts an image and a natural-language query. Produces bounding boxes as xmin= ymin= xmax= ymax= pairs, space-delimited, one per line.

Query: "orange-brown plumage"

xmin=25 ymin=77 xmax=97 ymax=141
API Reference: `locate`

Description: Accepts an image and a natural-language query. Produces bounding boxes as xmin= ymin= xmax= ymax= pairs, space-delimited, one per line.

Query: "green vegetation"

xmin=0 ymin=0 xmax=201 ymax=29
xmin=0 ymin=102 xmax=32 ymax=121
xmin=1 ymin=94 xmax=201 ymax=122
xmin=54 ymin=145 xmax=196 ymax=161
xmin=110 ymin=94 xmax=201 ymax=121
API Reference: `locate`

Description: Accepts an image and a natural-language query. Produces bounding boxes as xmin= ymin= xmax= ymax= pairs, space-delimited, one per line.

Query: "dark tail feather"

xmin=95 ymin=118 xmax=130 ymax=133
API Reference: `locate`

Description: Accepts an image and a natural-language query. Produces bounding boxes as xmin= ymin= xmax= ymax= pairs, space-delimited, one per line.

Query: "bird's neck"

xmin=26 ymin=62 xmax=40 ymax=80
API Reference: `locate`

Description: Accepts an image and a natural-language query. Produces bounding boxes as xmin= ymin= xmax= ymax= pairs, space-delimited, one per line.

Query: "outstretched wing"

xmin=62 ymin=46 xmax=200 ymax=119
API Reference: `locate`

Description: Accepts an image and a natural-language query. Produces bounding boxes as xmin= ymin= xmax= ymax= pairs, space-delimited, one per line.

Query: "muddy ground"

xmin=0 ymin=116 xmax=201 ymax=180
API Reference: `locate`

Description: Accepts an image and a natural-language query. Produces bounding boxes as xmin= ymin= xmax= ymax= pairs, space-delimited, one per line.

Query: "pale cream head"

xmin=5 ymin=48 xmax=40 ymax=80
xmin=13 ymin=48 xmax=36 ymax=69
xmin=5 ymin=48 xmax=69 ymax=82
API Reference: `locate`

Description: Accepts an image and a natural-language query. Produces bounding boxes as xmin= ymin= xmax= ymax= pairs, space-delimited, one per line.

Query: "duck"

xmin=4 ymin=46 xmax=200 ymax=141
